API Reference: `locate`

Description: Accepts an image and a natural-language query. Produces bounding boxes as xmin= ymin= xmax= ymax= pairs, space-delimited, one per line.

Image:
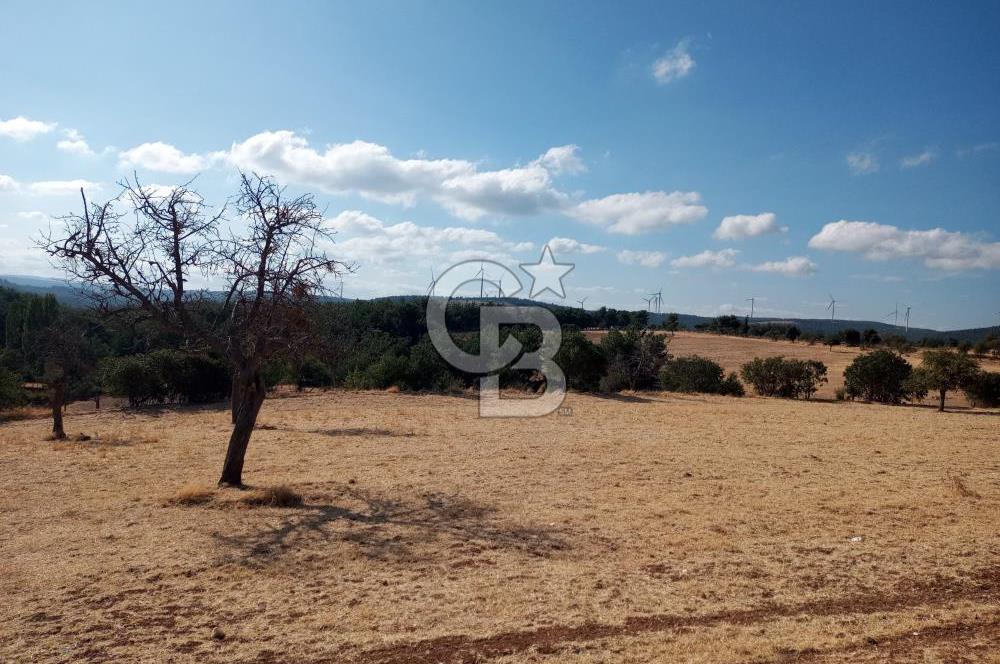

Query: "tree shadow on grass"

xmin=213 ymin=485 xmax=569 ymax=566
xmin=589 ymin=392 xmax=655 ymax=404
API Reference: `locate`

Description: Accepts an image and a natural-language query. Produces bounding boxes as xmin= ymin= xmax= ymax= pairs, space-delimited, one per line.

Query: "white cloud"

xmin=0 ymin=176 xmax=100 ymax=196
xmin=57 ymin=129 xmax=94 ymax=156
xmin=846 ymin=151 xmax=879 ymax=175
xmin=652 ymin=40 xmax=695 ymax=84
xmin=670 ymin=248 xmax=739 ymax=269
xmin=571 ymin=191 xmax=707 ymax=234
xmin=27 ymin=180 xmax=102 ymax=196
xmin=119 ymin=141 xmax=207 ymax=174
xmin=713 ymin=212 xmax=786 ymax=240
xmin=224 ymin=131 xmax=575 ymax=220
xmin=749 ymin=255 xmax=817 ymax=277
xmin=532 ymin=145 xmax=585 ymax=175
xmin=0 ymin=116 xmax=56 ymax=141
xmin=326 ymin=210 xmax=532 ymax=265
xmin=617 ymin=249 xmax=667 ymax=268
xmin=809 ymin=220 xmax=1000 ymax=271
xmin=435 ymin=163 xmax=568 ymax=220
xmin=900 ymin=150 xmax=935 ymax=169
xmin=547 ymin=236 xmax=605 ymax=255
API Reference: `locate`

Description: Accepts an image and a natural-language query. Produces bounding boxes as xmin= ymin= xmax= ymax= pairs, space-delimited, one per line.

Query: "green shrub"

xmin=659 ymin=355 xmax=742 ymax=396
xmin=963 ymin=371 xmax=1000 ymax=408
xmin=295 ymin=357 xmax=335 ymax=389
xmin=555 ymin=330 xmax=606 ymax=391
xmin=739 ymin=356 xmax=827 ymax=399
xmin=909 ymin=350 xmax=981 ymax=411
xmin=843 ymin=349 xmax=916 ymax=403
xmin=598 ymin=327 xmax=667 ymax=392
xmin=101 ymin=351 xmax=230 ymax=407
xmin=0 ymin=366 xmax=24 ymax=408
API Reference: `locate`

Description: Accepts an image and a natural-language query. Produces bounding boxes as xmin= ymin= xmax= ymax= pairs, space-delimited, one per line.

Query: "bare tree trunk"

xmin=938 ymin=388 xmax=946 ymax=412
xmin=230 ymin=374 xmax=240 ymax=424
xmin=219 ymin=370 xmax=266 ymax=487
xmin=51 ymin=382 xmax=66 ymax=440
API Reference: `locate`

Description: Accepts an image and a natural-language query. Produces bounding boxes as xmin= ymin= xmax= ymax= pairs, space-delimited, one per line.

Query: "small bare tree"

xmin=42 ymin=173 xmax=351 ymax=485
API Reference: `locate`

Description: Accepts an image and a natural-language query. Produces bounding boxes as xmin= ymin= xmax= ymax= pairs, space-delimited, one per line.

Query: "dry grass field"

xmin=2 ymin=383 xmax=998 ymax=663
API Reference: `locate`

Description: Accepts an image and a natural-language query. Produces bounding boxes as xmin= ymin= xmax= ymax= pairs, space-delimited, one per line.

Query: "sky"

xmin=1 ymin=0 xmax=999 ymax=330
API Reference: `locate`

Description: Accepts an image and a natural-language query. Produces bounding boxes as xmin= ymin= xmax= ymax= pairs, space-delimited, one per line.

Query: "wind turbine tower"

xmin=577 ymin=296 xmax=588 ymax=309
xmin=903 ymin=305 xmax=912 ymax=334
xmin=827 ymin=293 xmax=838 ymax=321
xmin=746 ymin=296 xmax=756 ymax=320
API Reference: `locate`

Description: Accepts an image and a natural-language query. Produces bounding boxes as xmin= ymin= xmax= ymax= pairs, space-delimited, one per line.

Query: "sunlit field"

xmin=2 ymin=384 xmax=997 ymax=663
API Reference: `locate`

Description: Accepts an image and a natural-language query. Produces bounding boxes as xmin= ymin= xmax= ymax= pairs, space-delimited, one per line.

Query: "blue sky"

xmin=1 ymin=1 xmax=998 ymax=329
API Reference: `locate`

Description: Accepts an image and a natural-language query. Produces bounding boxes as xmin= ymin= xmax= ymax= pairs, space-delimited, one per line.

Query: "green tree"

xmin=909 ymin=350 xmax=981 ymax=411
xmin=843 ymin=349 xmax=915 ymax=403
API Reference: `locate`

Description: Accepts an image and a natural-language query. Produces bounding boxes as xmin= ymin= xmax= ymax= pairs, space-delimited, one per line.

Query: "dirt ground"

xmin=2 ymin=386 xmax=998 ymax=663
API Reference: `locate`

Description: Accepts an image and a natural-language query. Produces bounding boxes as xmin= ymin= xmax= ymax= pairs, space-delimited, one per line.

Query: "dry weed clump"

xmin=238 ymin=484 xmax=304 ymax=508
xmin=164 ymin=484 xmax=216 ymax=506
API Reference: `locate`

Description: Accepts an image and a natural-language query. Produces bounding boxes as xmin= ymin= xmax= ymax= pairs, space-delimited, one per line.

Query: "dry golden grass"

xmin=1 ymin=385 xmax=998 ymax=663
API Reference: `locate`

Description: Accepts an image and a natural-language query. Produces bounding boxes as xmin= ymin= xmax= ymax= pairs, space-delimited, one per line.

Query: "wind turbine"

xmin=885 ymin=302 xmax=899 ymax=328
xmin=642 ymin=296 xmax=653 ymax=312
xmin=746 ymin=296 xmax=757 ymax=320
xmin=426 ymin=269 xmax=437 ymax=297
xmin=826 ymin=293 xmax=838 ymax=321
xmin=496 ymin=276 xmax=504 ymax=299
xmin=475 ymin=263 xmax=486 ymax=299
xmin=577 ymin=296 xmax=588 ymax=309
xmin=903 ymin=305 xmax=912 ymax=333
xmin=650 ymin=288 xmax=663 ymax=314
xmin=337 ymin=281 xmax=344 ymax=300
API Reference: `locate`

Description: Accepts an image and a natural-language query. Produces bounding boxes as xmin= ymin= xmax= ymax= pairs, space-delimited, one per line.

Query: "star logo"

xmin=519 ymin=244 xmax=574 ymax=299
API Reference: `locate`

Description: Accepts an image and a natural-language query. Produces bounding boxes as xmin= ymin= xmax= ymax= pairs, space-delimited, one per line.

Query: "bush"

xmin=0 ymin=366 xmax=24 ymax=409
xmin=555 ymin=330 xmax=606 ymax=391
xmin=843 ymin=349 xmax=916 ymax=403
xmin=740 ymin=356 xmax=827 ymax=399
xmin=963 ymin=371 xmax=1000 ymax=408
xmin=294 ymin=356 xmax=335 ymax=389
xmin=598 ymin=327 xmax=667 ymax=392
xmin=659 ymin=355 xmax=743 ymax=396
xmin=101 ymin=350 xmax=230 ymax=407
xmin=909 ymin=350 xmax=981 ymax=411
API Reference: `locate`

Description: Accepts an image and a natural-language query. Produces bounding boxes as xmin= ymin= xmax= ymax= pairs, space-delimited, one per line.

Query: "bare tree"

xmin=42 ymin=173 xmax=351 ymax=485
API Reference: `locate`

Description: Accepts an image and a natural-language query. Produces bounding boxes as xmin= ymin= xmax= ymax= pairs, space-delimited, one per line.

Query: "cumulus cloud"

xmin=749 ymin=256 xmax=817 ymax=277
xmin=670 ymin=248 xmax=739 ymax=269
xmin=119 ymin=141 xmax=207 ymax=174
xmin=713 ymin=212 xmax=786 ymax=240
xmin=900 ymin=150 xmax=935 ymax=169
xmin=533 ymin=145 xmax=585 ymax=175
xmin=846 ymin=152 xmax=879 ymax=175
xmin=0 ymin=174 xmax=18 ymax=193
xmin=617 ymin=249 xmax=667 ymax=268
xmin=547 ymin=236 xmax=605 ymax=255
xmin=57 ymin=129 xmax=94 ymax=156
xmin=0 ymin=116 xmax=56 ymax=141
xmin=652 ymin=40 xmax=695 ymax=84
xmin=571 ymin=191 xmax=707 ymax=234
xmin=224 ymin=131 xmax=574 ymax=220
xmin=808 ymin=220 xmax=1000 ymax=271
xmin=326 ymin=210 xmax=532 ymax=265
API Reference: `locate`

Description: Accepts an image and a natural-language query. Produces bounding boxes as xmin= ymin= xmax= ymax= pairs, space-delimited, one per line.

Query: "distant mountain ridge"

xmin=2 ymin=274 xmax=995 ymax=343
